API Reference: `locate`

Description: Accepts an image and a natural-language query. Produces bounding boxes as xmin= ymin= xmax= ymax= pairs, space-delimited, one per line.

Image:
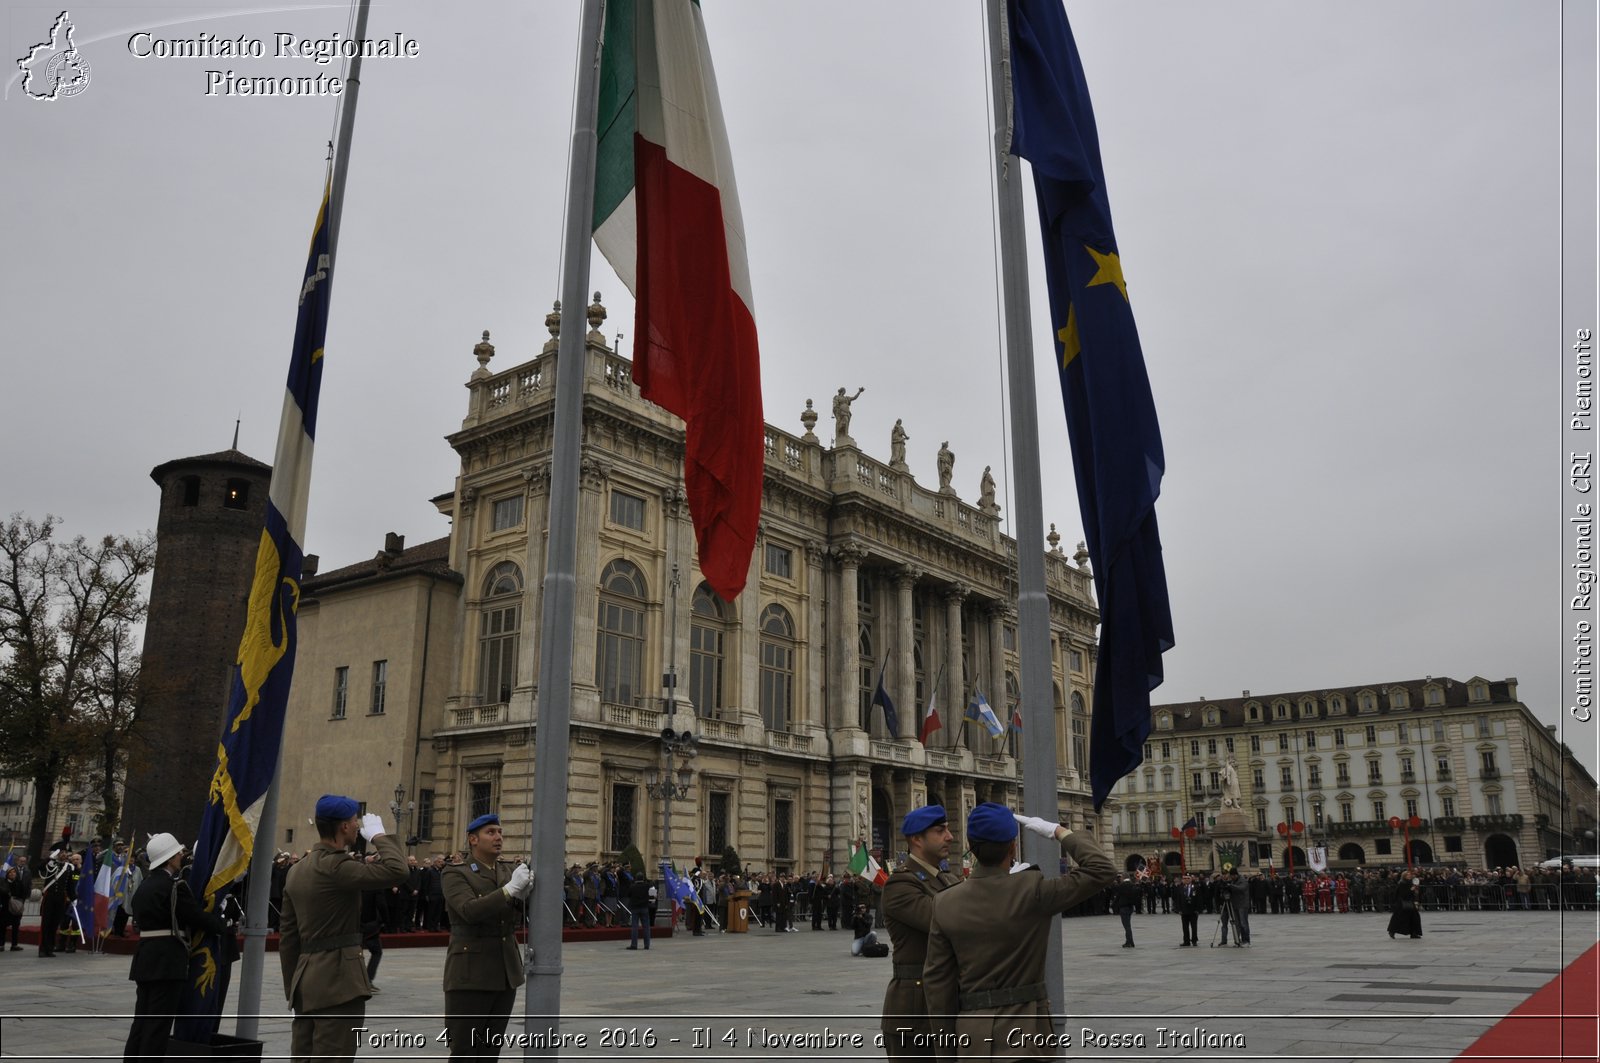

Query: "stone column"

xmin=834 ymin=543 xmax=867 ymax=732
xmin=804 ymin=541 xmax=828 ymax=730
xmin=988 ymin=605 xmax=1007 ymax=755
xmin=736 ymin=517 xmax=761 ymax=726
xmin=895 ymin=566 xmax=920 ymax=734
xmin=519 ymin=466 xmax=551 ymax=695
xmin=569 ymin=453 xmax=611 ymax=715
xmin=446 ymin=489 xmax=478 ymax=707
xmin=943 ymin=585 xmax=967 ymax=749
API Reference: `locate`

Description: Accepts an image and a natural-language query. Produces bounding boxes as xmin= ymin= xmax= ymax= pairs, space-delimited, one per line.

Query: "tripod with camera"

xmin=1209 ymin=890 xmax=1246 ymax=948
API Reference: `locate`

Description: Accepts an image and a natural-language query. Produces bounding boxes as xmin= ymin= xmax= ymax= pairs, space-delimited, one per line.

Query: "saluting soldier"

xmin=881 ymin=805 xmax=963 ymax=1061
xmin=279 ymin=795 xmax=407 ymax=1062
xmin=122 ymin=833 xmax=233 ymax=1062
xmin=441 ymin=813 xmax=533 ymax=1058
xmin=923 ymin=803 xmax=1115 ymax=1060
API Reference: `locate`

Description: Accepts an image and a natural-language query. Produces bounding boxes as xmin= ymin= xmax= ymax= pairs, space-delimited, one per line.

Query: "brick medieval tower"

xmin=122 ymin=449 xmax=270 ymax=846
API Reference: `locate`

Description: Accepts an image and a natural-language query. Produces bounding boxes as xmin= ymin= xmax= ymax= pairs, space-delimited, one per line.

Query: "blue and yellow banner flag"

xmin=661 ymin=863 xmax=704 ymax=914
xmin=174 ymin=183 xmax=331 ymax=1040
xmin=1005 ymin=0 xmax=1175 ymax=812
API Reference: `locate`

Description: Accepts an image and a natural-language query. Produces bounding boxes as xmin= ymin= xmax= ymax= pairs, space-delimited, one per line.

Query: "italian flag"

xmin=849 ymin=843 xmax=889 ymax=887
xmin=594 ymin=0 xmax=763 ymax=601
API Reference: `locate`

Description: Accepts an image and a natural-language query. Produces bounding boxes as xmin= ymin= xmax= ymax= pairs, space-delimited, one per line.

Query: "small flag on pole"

xmin=965 ymin=688 xmax=1005 ymax=739
xmin=919 ymin=673 xmax=943 ymax=746
xmin=871 ymin=656 xmax=899 ymax=739
xmin=848 ymin=842 xmax=868 ymax=877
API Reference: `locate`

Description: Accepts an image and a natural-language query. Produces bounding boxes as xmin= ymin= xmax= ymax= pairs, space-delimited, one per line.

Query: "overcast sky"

xmin=3 ymin=1 xmax=1593 ymax=778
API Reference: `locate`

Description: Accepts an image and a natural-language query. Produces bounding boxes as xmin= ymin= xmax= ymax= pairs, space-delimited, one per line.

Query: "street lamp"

xmin=1277 ymin=819 xmax=1306 ymax=876
xmin=1389 ymin=814 xmax=1423 ymax=870
xmin=645 ymin=729 xmax=696 ymax=866
xmin=1169 ymin=823 xmax=1197 ymax=875
xmin=389 ymin=783 xmax=415 ymax=853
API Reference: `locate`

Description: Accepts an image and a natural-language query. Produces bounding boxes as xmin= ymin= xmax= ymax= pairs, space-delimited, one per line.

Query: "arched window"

xmin=597 ymin=560 xmax=647 ymax=706
xmin=759 ymin=604 xmax=795 ymax=731
xmin=1070 ymin=692 xmax=1088 ymax=771
xmin=478 ymin=562 xmax=522 ymax=705
xmin=689 ymin=582 xmax=727 ymax=718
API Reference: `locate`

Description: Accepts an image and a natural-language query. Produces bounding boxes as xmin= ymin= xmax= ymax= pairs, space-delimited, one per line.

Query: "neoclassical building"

xmin=1104 ymin=677 xmax=1599 ymax=872
xmin=274 ymin=298 xmax=1104 ymax=869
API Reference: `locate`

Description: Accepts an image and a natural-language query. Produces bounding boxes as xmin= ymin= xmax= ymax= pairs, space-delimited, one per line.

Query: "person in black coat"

xmin=1176 ymin=873 xmax=1202 ymax=946
xmin=420 ymin=856 xmax=444 ymax=931
xmin=0 ymin=864 xmax=25 ymax=949
xmin=1113 ymin=876 xmax=1141 ymax=947
xmin=1387 ymin=875 xmax=1423 ymax=939
xmin=123 ymin=833 xmax=232 ymax=1062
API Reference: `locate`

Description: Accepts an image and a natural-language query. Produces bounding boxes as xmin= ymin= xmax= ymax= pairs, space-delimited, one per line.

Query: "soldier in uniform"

xmin=880 ymin=804 xmax=962 ymax=1061
xmin=278 ymin=795 xmax=407 ymax=1062
xmin=923 ymin=803 xmax=1114 ymax=1060
xmin=441 ymin=813 xmax=533 ymax=1058
xmin=122 ymin=832 xmax=233 ymax=1062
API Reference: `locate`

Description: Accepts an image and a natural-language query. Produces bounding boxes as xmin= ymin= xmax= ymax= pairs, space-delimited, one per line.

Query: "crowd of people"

xmin=1063 ymin=863 xmax=1600 ymax=920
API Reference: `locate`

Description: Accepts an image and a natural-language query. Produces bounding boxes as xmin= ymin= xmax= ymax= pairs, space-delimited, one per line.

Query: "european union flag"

xmin=871 ymin=656 xmax=900 ymax=739
xmin=1006 ymin=0 xmax=1174 ymax=812
xmin=174 ymin=183 xmax=331 ymax=1041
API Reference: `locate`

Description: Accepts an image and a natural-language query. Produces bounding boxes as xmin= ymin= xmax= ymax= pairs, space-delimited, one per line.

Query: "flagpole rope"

xmin=977 ymin=0 xmax=1020 ymax=611
xmin=327 ymin=0 xmax=359 ymax=170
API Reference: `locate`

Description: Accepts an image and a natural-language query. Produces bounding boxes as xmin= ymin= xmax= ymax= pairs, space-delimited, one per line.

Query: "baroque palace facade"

xmin=1110 ymin=678 xmax=1599 ymax=873
xmin=274 ymin=298 xmax=1104 ymax=869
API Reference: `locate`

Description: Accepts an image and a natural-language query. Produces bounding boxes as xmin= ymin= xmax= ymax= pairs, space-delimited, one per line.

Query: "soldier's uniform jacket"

xmin=880 ymin=855 xmax=964 ymax=1052
xmin=923 ymin=833 xmax=1115 ymax=1061
xmin=278 ymin=835 xmax=407 ymax=1012
xmin=126 ymin=868 xmax=230 ymax=983
xmin=441 ymin=858 xmax=525 ymax=993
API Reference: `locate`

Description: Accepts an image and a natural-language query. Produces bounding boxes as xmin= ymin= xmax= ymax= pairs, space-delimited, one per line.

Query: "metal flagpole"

xmin=525 ymin=0 xmax=605 ymax=1052
xmin=985 ymin=0 xmax=1066 ymax=1022
xmin=234 ymin=0 xmax=372 ymax=1041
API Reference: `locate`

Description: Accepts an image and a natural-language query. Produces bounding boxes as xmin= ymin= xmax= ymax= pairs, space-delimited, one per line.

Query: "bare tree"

xmin=0 ymin=514 xmax=154 ymax=856
xmin=82 ymin=620 xmax=143 ymax=839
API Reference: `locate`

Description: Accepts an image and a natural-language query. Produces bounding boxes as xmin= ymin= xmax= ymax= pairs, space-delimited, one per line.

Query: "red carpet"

xmin=1455 ymin=940 xmax=1599 ymax=1062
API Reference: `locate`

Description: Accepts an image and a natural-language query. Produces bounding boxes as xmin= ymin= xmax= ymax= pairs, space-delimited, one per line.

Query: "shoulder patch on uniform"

xmin=471 ymin=863 xmax=479 ymax=873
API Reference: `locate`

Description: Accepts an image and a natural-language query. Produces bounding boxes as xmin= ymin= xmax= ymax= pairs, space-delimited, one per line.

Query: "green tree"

xmin=0 ymin=514 xmax=154 ymax=856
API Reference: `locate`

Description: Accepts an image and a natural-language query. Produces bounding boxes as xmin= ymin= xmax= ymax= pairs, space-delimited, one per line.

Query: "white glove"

xmin=503 ymin=863 xmax=533 ymax=898
xmin=1013 ymin=814 xmax=1062 ymax=840
xmin=359 ymin=813 xmax=386 ymax=842
xmin=1009 ymin=860 xmax=1034 ymax=875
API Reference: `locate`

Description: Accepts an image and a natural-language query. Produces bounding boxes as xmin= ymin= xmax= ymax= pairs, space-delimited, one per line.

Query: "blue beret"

xmin=315 ymin=795 xmax=359 ymax=820
xmin=466 ymin=813 xmax=499 ymax=834
xmin=967 ymin=802 xmax=1018 ymax=843
xmin=902 ymin=805 xmax=948 ymax=836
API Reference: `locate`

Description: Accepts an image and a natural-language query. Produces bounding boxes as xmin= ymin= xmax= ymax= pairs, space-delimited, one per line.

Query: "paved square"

xmin=1 ymin=909 xmax=1593 ymax=1060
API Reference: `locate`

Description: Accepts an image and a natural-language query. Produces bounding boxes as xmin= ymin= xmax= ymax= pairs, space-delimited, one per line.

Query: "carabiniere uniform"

xmin=881 ymin=854 xmax=964 ymax=1061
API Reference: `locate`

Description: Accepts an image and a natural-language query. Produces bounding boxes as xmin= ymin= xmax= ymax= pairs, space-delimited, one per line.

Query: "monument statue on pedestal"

xmin=833 ymin=386 xmax=864 ymax=444
xmin=937 ymin=441 xmax=955 ymax=493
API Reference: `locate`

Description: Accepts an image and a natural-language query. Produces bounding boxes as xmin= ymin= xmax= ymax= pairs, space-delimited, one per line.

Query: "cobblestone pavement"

xmin=1 ymin=909 xmax=1594 ymax=1061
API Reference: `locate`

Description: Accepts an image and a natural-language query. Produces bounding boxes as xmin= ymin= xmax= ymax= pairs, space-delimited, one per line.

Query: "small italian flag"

xmin=849 ymin=843 xmax=889 ymax=887
xmin=594 ymin=0 xmax=763 ymax=602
